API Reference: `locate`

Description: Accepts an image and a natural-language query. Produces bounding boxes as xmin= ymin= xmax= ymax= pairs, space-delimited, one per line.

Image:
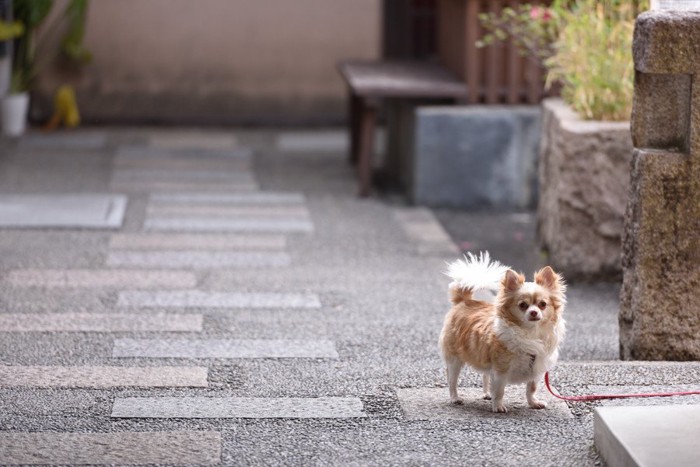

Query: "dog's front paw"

xmin=492 ymin=402 xmax=508 ymax=413
xmin=482 ymin=394 xmax=492 ymax=401
xmin=450 ymin=397 xmax=465 ymax=405
xmin=528 ymin=400 xmax=547 ymax=409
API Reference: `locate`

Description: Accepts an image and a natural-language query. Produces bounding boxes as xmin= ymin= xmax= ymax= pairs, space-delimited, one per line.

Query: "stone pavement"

xmin=1 ymin=128 xmax=699 ymax=466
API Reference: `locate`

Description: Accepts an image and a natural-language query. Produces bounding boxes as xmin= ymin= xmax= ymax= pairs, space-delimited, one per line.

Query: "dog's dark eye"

xmin=518 ymin=302 xmax=528 ymax=311
xmin=538 ymin=301 xmax=547 ymax=310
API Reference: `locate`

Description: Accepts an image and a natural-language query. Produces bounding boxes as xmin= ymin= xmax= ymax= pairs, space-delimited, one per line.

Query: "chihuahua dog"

xmin=439 ymin=252 xmax=566 ymax=413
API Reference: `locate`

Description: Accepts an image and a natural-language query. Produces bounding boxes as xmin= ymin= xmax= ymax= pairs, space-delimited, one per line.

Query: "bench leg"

xmin=349 ymin=93 xmax=361 ymax=164
xmin=357 ymin=98 xmax=378 ymax=197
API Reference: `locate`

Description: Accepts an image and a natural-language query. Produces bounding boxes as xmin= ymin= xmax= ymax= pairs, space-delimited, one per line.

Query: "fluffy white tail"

xmin=446 ymin=252 xmax=508 ymax=303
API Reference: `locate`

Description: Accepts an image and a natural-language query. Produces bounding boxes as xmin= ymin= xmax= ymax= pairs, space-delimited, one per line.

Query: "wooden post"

xmin=485 ymin=0 xmax=503 ymax=104
xmin=506 ymin=0 xmax=523 ymax=104
xmin=465 ymin=0 xmax=481 ymax=103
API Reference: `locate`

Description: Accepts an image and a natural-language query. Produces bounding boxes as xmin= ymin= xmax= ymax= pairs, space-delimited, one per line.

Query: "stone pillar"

xmin=620 ymin=11 xmax=700 ymax=360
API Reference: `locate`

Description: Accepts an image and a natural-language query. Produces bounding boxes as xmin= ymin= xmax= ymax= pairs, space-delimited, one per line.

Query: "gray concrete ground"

xmin=0 ymin=128 xmax=699 ymax=466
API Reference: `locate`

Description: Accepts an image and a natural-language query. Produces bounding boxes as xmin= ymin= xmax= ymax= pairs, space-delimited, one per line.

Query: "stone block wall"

xmin=620 ymin=11 xmax=700 ymax=360
xmin=537 ymin=98 xmax=633 ymax=281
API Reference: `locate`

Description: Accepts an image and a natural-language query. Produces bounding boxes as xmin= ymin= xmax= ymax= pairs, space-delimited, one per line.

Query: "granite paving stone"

xmin=113 ymin=157 xmax=251 ymax=172
xmin=109 ymin=233 xmax=286 ymax=250
xmin=393 ymin=208 xmax=459 ymax=255
xmin=275 ymin=129 xmax=384 ymax=153
xmin=144 ymin=217 xmax=314 ymax=233
xmin=0 ymin=312 xmax=203 ymax=332
xmin=149 ymin=133 xmax=237 ymax=150
xmin=112 ymin=396 xmax=365 ymax=419
xmin=4 ymin=269 xmax=197 ymax=288
xmin=111 ymin=168 xmax=255 ymax=182
xmin=116 ymin=146 xmax=252 ymax=160
xmin=111 ymin=181 xmax=260 ymax=192
xmin=397 ymin=387 xmax=572 ymax=420
xmin=276 ymin=131 xmax=348 ymax=152
xmin=149 ymin=192 xmax=306 ymax=205
xmin=18 ymin=132 xmax=107 ymax=150
xmin=0 ymin=194 xmax=127 ymax=229
xmin=145 ymin=204 xmax=311 ymax=218
xmin=0 ymin=366 xmax=209 ymax=388
xmin=0 ymin=431 xmax=221 ymax=465
xmin=116 ymin=290 xmax=321 ymax=308
xmin=106 ymin=251 xmax=291 ymax=268
xmin=112 ymin=338 xmax=339 ymax=359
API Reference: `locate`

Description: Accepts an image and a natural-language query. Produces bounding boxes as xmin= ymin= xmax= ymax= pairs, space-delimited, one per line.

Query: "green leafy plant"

xmin=10 ymin=0 xmax=91 ymax=93
xmin=479 ymin=0 xmax=647 ymax=121
xmin=58 ymin=0 xmax=92 ymax=64
xmin=478 ymin=1 xmax=565 ymax=66
xmin=545 ymin=0 xmax=646 ymax=121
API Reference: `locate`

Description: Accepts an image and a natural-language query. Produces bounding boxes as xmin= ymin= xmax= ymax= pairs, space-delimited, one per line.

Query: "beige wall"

xmin=39 ymin=0 xmax=381 ymax=124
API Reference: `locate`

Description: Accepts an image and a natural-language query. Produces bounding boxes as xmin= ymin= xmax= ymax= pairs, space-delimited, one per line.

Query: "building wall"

xmin=38 ymin=0 xmax=381 ymax=124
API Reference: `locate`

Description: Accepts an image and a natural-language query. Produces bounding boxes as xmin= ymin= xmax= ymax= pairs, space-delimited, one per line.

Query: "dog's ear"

xmin=535 ymin=266 xmax=565 ymax=292
xmin=503 ymin=269 xmax=523 ymax=292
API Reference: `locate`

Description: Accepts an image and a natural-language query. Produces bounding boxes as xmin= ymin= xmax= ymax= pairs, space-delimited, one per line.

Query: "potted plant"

xmin=0 ymin=4 xmax=26 ymax=137
xmin=1 ymin=0 xmax=90 ymax=137
xmin=480 ymin=0 xmax=647 ymax=280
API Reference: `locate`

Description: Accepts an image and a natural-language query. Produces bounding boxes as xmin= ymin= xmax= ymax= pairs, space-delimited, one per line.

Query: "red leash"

xmin=544 ymin=371 xmax=700 ymax=402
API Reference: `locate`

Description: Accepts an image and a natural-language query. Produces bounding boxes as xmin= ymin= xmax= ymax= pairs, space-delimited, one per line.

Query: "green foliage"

xmin=10 ymin=0 xmax=91 ymax=93
xmin=478 ymin=0 xmax=647 ymax=121
xmin=14 ymin=0 xmax=53 ymax=29
xmin=61 ymin=0 xmax=92 ymax=64
xmin=546 ymin=0 xmax=647 ymax=121
xmin=0 ymin=21 xmax=23 ymax=41
xmin=478 ymin=1 xmax=566 ymax=64
xmin=11 ymin=0 xmax=54 ymax=92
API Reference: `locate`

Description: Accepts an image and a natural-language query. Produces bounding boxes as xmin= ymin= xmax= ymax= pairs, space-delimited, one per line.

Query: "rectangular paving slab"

xmin=111 ymin=181 xmax=259 ymax=192
xmin=144 ymin=217 xmax=314 ymax=233
xmin=19 ymin=132 xmax=107 ymax=149
xmin=0 ymin=366 xmax=208 ymax=388
xmin=149 ymin=192 xmax=306 ymax=205
xmin=0 ymin=312 xmax=202 ymax=332
xmin=595 ymin=405 xmax=700 ymax=467
xmin=393 ymin=208 xmax=459 ymax=255
xmin=0 ymin=431 xmax=221 ymax=465
xmin=0 ymin=194 xmax=126 ymax=229
xmin=113 ymin=156 xmax=250 ymax=172
xmin=106 ymin=251 xmax=291 ymax=269
xmin=116 ymin=145 xmax=251 ymax=160
xmin=4 ymin=269 xmax=197 ymax=288
xmin=112 ymin=396 xmax=365 ymax=419
xmin=145 ymin=204 xmax=311 ymax=218
xmin=117 ymin=290 xmax=321 ymax=308
xmin=397 ymin=387 xmax=572 ymax=420
xmin=149 ymin=133 xmax=237 ymax=150
xmin=112 ymin=338 xmax=338 ymax=359
xmin=109 ymin=233 xmax=286 ymax=250
xmin=276 ymin=131 xmax=348 ymax=152
xmin=111 ymin=168 xmax=255 ymax=182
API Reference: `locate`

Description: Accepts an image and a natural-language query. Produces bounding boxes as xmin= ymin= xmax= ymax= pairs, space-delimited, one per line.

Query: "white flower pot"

xmin=1 ymin=92 xmax=30 ymax=137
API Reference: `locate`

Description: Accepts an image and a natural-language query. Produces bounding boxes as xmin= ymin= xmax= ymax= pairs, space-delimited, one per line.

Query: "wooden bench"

xmin=337 ymin=60 xmax=467 ymax=196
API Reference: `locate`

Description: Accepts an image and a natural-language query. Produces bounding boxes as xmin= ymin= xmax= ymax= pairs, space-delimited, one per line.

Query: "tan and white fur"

xmin=439 ymin=252 xmax=566 ymax=413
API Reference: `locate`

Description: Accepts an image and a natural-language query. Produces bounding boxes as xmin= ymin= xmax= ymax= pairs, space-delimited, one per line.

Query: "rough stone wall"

xmin=537 ymin=99 xmax=632 ymax=281
xmin=620 ymin=11 xmax=700 ymax=360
